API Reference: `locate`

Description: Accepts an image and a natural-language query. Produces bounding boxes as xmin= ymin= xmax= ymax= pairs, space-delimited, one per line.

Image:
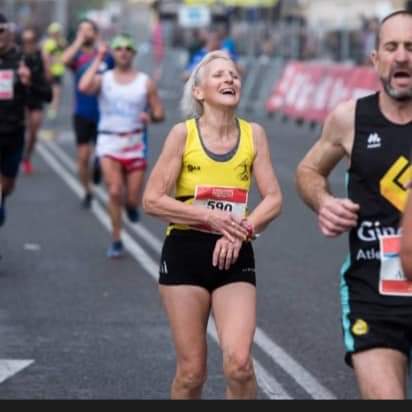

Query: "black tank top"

xmin=345 ymin=92 xmax=412 ymax=311
xmin=24 ymin=49 xmax=46 ymax=106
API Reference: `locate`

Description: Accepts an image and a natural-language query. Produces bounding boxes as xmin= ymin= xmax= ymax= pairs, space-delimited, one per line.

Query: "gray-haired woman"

xmin=143 ymin=51 xmax=282 ymax=399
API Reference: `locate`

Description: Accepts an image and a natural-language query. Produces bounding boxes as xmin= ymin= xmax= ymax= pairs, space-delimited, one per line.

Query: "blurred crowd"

xmin=2 ymin=0 xmax=386 ymax=68
xmin=172 ymin=14 xmax=382 ymax=66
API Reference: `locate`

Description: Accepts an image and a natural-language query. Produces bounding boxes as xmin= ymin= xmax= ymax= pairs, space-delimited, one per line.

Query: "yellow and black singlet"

xmin=168 ymin=117 xmax=256 ymax=235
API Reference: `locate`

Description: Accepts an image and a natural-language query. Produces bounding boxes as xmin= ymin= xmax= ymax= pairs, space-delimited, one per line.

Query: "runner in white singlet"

xmin=79 ymin=34 xmax=165 ymax=258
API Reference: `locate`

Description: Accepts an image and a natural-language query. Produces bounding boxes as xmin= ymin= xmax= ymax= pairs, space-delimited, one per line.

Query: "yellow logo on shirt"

xmin=380 ymin=157 xmax=412 ymax=212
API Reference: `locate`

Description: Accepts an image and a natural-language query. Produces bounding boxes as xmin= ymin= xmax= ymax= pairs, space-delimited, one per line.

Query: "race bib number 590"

xmin=192 ymin=186 xmax=248 ymax=234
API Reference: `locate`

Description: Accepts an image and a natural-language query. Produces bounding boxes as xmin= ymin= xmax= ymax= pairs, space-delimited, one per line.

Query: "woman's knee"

xmin=223 ymin=349 xmax=254 ymax=383
xmin=176 ymin=361 xmax=207 ymax=390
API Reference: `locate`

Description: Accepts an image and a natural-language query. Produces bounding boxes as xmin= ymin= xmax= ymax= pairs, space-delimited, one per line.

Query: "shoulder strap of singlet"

xmin=184 ymin=118 xmax=197 ymax=149
xmin=355 ymin=92 xmax=393 ymax=128
xmin=238 ymin=118 xmax=256 ymax=158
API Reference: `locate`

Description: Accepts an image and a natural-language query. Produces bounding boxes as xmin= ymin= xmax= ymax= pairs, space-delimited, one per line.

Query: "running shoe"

xmin=92 ymin=157 xmax=102 ymax=185
xmin=107 ymin=240 xmax=125 ymax=259
xmin=0 ymin=205 xmax=5 ymax=227
xmin=22 ymin=159 xmax=33 ymax=175
xmin=81 ymin=192 xmax=93 ymax=209
xmin=126 ymin=206 xmax=140 ymax=223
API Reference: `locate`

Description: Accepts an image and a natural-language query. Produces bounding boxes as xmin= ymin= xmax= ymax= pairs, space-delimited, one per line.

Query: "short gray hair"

xmin=181 ymin=50 xmax=234 ymax=119
xmin=375 ymin=9 xmax=412 ymax=49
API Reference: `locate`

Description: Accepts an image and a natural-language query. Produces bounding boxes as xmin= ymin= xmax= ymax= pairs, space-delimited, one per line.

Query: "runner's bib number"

xmin=192 ymin=186 xmax=248 ymax=234
xmin=0 ymin=70 xmax=14 ymax=100
xmin=379 ymin=234 xmax=412 ymax=297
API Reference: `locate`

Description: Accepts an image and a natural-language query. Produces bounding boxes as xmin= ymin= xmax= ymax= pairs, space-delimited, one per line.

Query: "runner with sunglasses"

xmin=79 ymin=34 xmax=165 ymax=258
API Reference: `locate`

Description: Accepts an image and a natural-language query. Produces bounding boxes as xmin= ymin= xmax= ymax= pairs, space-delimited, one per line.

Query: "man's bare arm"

xmin=296 ymin=100 xmax=360 ymax=237
xmin=62 ymin=31 xmax=84 ymax=67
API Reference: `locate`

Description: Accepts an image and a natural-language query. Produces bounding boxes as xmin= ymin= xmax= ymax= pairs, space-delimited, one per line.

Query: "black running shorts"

xmin=343 ymin=308 xmax=412 ymax=367
xmin=73 ymin=115 xmax=98 ymax=146
xmin=0 ymin=137 xmax=24 ymax=179
xmin=159 ymin=229 xmax=256 ymax=293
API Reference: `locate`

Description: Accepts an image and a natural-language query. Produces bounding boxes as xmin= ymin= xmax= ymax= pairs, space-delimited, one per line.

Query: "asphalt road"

xmin=0 ymin=76 xmax=360 ymax=400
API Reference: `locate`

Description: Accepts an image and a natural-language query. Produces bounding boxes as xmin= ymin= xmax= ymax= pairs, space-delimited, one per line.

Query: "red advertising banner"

xmin=266 ymin=62 xmax=381 ymax=123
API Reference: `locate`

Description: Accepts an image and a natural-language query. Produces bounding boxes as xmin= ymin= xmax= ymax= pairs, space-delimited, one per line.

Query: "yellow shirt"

xmin=43 ymin=38 xmax=65 ymax=77
xmin=168 ymin=117 xmax=256 ymax=234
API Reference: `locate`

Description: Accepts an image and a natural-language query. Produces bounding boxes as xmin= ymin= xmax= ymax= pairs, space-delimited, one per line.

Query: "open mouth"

xmin=220 ymin=88 xmax=236 ymax=96
xmin=392 ymin=70 xmax=412 ymax=80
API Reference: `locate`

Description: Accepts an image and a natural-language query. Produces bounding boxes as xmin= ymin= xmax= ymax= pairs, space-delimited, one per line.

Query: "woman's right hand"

xmin=213 ymin=236 xmax=243 ymax=271
xmin=205 ymin=210 xmax=248 ymax=243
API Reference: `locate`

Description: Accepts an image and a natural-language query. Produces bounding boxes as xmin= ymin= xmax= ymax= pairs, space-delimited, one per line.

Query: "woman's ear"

xmin=193 ymin=85 xmax=204 ymax=102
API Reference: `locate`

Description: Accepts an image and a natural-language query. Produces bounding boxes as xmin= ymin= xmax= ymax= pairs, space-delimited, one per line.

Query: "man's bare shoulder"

xmin=327 ymin=99 xmax=356 ymax=134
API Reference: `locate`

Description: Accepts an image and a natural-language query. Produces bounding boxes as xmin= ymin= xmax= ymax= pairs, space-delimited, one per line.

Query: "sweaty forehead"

xmin=380 ymin=15 xmax=412 ymax=44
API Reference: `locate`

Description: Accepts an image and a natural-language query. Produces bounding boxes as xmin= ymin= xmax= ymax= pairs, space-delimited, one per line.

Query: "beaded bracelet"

xmin=243 ymin=220 xmax=257 ymax=241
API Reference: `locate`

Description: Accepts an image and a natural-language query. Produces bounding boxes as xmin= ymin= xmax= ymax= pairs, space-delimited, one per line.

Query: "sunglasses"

xmin=114 ymin=46 xmax=134 ymax=52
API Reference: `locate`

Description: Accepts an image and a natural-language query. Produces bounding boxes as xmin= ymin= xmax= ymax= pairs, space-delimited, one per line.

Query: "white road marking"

xmin=207 ymin=321 xmax=291 ymax=400
xmin=24 ymin=244 xmax=41 ymax=252
xmin=37 ymin=143 xmax=290 ymax=400
xmin=255 ymin=328 xmax=336 ymax=400
xmin=0 ymin=360 xmax=34 ymax=384
xmin=38 ymin=140 xmax=337 ymax=399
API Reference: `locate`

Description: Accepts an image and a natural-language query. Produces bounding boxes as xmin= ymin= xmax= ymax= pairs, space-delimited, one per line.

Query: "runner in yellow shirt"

xmin=42 ymin=22 xmax=66 ymax=120
xmin=143 ymin=50 xmax=282 ymax=399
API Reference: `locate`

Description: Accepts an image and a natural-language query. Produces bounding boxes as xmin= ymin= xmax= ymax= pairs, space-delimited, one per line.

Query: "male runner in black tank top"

xmin=296 ymin=10 xmax=412 ymax=399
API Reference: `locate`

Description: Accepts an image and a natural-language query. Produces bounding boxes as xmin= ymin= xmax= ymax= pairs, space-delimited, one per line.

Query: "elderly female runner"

xmin=143 ymin=50 xmax=283 ymax=400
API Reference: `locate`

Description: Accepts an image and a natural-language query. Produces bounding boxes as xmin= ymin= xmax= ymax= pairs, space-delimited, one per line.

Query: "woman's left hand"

xmin=213 ymin=237 xmax=242 ymax=271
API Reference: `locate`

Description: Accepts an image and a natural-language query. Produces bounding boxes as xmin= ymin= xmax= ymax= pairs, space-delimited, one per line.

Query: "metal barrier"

xmin=239 ymin=56 xmax=285 ymax=115
xmin=136 ymin=46 xmax=187 ymax=101
xmin=157 ymin=49 xmax=187 ymax=101
xmin=136 ymin=48 xmax=289 ymax=119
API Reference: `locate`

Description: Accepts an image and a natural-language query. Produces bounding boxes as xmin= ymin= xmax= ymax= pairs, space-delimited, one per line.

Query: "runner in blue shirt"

xmin=62 ymin=19 xmax=114 ymax=209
